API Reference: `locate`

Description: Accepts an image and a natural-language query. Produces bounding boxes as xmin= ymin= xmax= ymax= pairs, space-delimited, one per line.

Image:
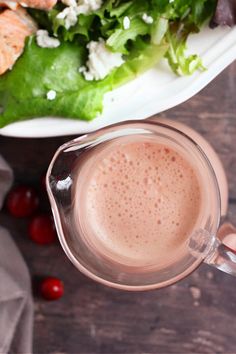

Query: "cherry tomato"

xmin=6 ymin=186 xmax=39 ymax=217
xmin=28 ymin=214 xmax=57 ymax=245
xmin=40 ymin=277 xmax=64 ymax=301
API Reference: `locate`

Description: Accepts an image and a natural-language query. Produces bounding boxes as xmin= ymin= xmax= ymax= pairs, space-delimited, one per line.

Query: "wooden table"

xmin=0 ymin=62 xmax=235 ymax=354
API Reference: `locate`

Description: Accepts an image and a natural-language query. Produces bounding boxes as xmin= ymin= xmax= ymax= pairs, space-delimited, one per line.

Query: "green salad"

xmin=0 ymin=0 xmax=218 ymax=127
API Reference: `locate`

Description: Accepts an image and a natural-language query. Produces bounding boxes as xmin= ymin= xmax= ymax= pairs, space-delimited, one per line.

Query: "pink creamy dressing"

xmin=75 ymin=137 xmax=202 ymax=267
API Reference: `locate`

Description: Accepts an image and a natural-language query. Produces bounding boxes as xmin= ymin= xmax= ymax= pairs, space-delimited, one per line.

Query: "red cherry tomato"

xmin=6 ymin=186 xmax=39 ymax=217
xmin=40 ymin=277 xmax=64 ymax=301
xmin=28 ymin=214 xmax=57 ymax=245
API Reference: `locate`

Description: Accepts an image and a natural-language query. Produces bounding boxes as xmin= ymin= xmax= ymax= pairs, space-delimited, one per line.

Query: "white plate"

xmin=1 ymin=26 xmax=236 ymax=138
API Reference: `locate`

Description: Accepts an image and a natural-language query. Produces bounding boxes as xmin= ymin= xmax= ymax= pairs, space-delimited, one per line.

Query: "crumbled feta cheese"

xmin=61 ymin=0 xmax=77 ymax=6
xmin=47 ymin=90 xmax=57 ymax=100
xmin=78 ymin=66 xmax=86 ymax=73
xmin=79 ymin=65 xmax=94 ymax=80
xmin=56 ymin=6 xmax=78 ymax=29
xmin=123 ymin=16 xmax=130 ymax=30
xmin=81 ymin=39 xmax=124 ymax=81
xmin=56 ymin=0 xmax=103 ymax=30
xmin=36 ymin=30 xmax=60 ymax=48
xmin=77 ymin=0 xmax=102 ymax=12
xmin=142 ymin=13 xmax=154 ymax=24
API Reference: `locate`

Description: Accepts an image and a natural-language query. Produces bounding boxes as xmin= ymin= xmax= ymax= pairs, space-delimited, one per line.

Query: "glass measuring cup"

xmin=46 ymin=120 xmax=236 ymax=290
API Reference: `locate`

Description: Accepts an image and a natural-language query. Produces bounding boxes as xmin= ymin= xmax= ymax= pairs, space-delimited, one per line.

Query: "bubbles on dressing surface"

xmin=78 ymin=140 xmax=202 ymax=266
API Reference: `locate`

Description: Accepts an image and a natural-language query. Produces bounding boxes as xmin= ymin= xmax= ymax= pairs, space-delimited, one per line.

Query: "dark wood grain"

xmin=0 ymin=62 xmax=236 ymax=354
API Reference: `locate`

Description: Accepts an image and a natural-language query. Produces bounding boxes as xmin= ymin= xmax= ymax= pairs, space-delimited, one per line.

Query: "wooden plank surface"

xmin=0 ymin=62 xmax=236 ymax=354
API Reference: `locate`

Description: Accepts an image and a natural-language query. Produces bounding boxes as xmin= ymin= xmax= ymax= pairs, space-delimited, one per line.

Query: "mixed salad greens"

xmin=0 ymin=0 xmax=224 ymax=127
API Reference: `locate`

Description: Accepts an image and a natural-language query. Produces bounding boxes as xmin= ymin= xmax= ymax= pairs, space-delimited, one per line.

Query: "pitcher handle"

xmin=204 ymin=223 xmax=236 ymax=276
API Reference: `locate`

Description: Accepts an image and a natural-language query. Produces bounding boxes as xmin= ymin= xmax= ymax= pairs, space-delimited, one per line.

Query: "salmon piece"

xmin=0 ymin=0 xmax=57 ymax=10
xmin=0 ymin=1 xmax=18 ymax=10
xmin=0 ymin=7 xmax=37 ymax=75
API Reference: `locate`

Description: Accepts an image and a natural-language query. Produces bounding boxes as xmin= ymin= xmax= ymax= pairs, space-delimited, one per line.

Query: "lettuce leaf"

xmin=106 ymin=18 xmax=149 ymax=54
xmin=165 ymin=28 xmax=205 ymax=76
xmin=28 ymin=0 xmax=216 ymax=70
xmin=0 ymin=37 xmax=168 ymax=127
